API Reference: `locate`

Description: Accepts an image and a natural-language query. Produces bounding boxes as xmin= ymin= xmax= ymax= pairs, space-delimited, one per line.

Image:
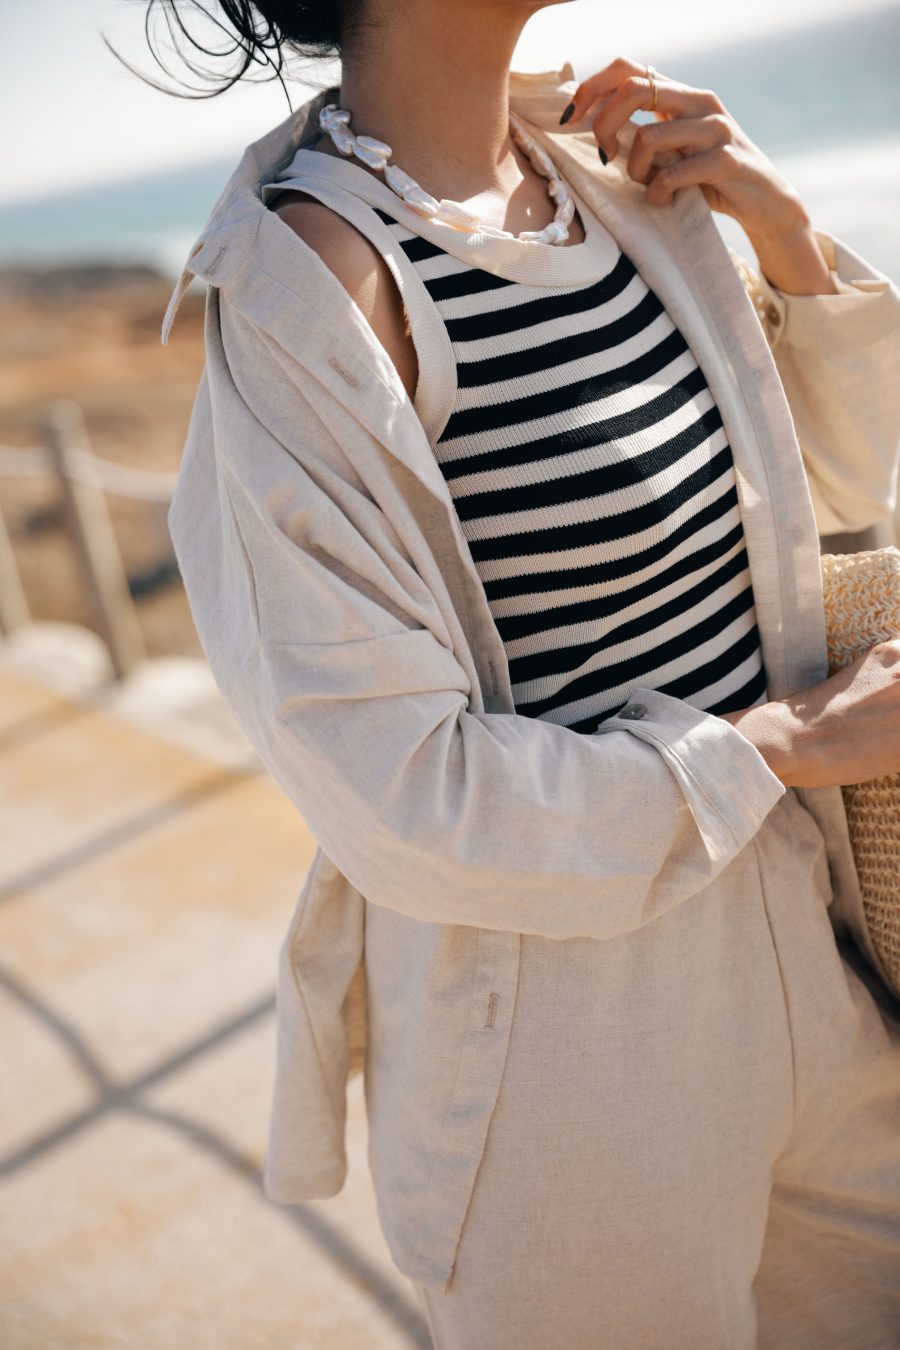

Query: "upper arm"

xmin=269 ymin=192 xmax=419 ymax=403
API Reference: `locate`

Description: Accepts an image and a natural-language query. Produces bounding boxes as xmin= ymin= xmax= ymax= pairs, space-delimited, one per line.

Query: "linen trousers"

xmin=410 ymin=790 xmax=900 ymax=1349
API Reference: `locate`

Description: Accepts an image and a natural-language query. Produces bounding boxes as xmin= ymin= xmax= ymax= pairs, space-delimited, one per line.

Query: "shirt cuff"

xmin=593 ymin=687 xmax=786 ymax=860
xmin=754 ymin=228 xmax=898 ymax=353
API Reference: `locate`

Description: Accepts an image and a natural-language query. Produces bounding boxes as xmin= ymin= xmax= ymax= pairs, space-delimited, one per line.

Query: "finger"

xmin=627 ymin=113 xmax=730 ymax=185
xmin=564 ymin=56 xmax=661 ymax=121
xmin=593 ymin=78 xmax=722 ymax=162
xmin=645 ymin=144 xmax=737 ymax=204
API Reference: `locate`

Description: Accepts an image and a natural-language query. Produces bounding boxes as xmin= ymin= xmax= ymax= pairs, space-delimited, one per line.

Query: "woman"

xmin=136 ymin=0 xmax=900 ymax=1343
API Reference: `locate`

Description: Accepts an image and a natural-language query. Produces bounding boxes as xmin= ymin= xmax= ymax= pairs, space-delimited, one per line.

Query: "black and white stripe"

xmin=374 ymin=205 xmax=769 ymax=731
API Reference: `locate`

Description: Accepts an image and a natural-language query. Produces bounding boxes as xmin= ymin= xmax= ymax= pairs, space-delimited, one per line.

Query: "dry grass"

xmin=0 ymin=267 xmax=208 ymax=658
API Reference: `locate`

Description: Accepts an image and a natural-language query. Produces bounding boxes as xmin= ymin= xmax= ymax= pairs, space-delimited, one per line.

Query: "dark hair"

xmin=100 ymin=1 xmax=375 ymax=111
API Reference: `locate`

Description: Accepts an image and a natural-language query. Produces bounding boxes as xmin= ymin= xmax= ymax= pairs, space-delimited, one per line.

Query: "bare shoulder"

xmin=269 ymin=190 xmax=418 ymax=402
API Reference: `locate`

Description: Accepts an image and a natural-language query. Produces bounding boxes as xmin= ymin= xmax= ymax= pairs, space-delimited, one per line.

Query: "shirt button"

xmin=617 ymin=703 xmax=648 ymax=720
xmin=766 ymin=303 xmax=781 ymax=325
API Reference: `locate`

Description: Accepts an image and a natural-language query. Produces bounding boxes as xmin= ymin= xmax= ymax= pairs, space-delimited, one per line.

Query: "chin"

xmin=517 ymin=0 xmax=578 ymax=10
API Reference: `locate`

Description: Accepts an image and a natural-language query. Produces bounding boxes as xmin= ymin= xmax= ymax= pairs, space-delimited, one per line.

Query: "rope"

xmin=0 ymin=443 xmax=176 ymax=503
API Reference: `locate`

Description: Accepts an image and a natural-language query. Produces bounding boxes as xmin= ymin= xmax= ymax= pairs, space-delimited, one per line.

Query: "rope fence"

xmin=0 ymin=399 xmax=179 ymax=678
xmin=0 ymin=443 xmax=177 ymax=502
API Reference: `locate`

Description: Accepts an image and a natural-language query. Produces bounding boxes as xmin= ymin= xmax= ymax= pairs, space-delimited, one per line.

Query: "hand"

xmin=719 ymin=639 xmax=900 ymax=789
xmin=560 ymin=56 xmax=809 ymax=240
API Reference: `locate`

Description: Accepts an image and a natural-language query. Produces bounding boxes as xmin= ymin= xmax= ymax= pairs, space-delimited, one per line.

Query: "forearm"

xmin=744 ymin=203 xmax=840 ymax=297
xmin=718 ymin=645 xmax=900 ymax=790
xmin=718 ymin=699 xmax=815 ymax=789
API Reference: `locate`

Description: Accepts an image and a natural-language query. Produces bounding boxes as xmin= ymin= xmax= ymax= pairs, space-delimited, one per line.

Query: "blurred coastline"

xmin=1 ymin=5 xmax=898 ymax=281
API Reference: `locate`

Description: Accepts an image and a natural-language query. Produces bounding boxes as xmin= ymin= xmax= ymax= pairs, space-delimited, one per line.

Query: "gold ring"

xmin=645 ymin=62 xmax=659 ymax=111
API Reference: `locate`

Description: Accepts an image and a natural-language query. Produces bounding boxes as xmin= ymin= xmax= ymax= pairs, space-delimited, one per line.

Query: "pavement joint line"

xmin=0 ymin=680 xmax=433 ymax=1340
xmin=0 ymin=978 xmax=276 ymax=1182
xmin=0 ymin=960 xmax=109 ymax=1088
xmin=0 ymin=971 xmax=431 ymax=1345
xmin=119 ymin=992 xmax=277 ymax=1098
xmin=126 ymin=1101 xmax=432 ymax=1347
xmin=0 ymin=759 xmax=263 ymax=904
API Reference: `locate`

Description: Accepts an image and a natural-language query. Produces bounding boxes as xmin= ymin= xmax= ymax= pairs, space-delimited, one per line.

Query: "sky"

xmin=2 ymin=0 xmax=895 ymax=207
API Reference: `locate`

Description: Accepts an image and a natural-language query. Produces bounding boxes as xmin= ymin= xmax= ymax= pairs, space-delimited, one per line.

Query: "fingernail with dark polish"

xmin=598 ymin=146 xmax=608 ymax=165
xmin=559 ymin=101 xmax=575 ymax=125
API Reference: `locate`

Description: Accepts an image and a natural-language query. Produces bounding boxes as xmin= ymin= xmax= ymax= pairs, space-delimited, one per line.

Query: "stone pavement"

xmin=0 ymin=624 xmax=432 ymax=1349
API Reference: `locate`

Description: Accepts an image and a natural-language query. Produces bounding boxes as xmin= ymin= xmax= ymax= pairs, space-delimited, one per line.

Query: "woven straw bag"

xmin=725 ymin=249 xmax=900 ymax=995
xmin=820 ymin=547 xmax=900 ymax=999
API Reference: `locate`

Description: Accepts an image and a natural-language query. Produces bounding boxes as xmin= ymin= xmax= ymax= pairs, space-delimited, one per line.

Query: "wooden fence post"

xmin=42 ymin=399 xmax=146 ymax=680
xmin=0 ymin=504 xmax=30 ymax=636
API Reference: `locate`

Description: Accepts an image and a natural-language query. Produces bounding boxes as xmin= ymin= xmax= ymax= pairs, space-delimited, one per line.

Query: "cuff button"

xmin=617 ymin=703 xmax=648 ymax=720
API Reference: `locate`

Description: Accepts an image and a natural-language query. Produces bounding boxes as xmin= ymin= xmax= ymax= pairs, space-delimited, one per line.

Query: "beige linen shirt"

xmin=161 ymin=62 xmax=900 ymax=1292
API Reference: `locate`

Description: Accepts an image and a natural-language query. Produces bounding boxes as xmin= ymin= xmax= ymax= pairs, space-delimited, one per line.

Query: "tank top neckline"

xmin=266 ymin=146 xmax=621 ymax=286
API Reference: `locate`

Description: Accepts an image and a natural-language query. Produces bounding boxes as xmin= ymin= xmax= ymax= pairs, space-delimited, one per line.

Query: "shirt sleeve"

xmin=730 ymin=230 xmax=900 ymax=535
xmin=170 ymin=295 xmax=787 ymax=943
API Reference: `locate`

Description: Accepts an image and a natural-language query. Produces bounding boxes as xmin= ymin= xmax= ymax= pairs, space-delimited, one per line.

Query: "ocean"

xmin=1 ymin=4 xmax=898 ymax=284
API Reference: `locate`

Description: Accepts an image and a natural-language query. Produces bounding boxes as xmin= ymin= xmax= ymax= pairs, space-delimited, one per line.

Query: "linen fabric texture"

xmin=411 ymin=785 xmax=900 ymax=1346
xmin=161 ymin=62 xmax=900 ymax=1298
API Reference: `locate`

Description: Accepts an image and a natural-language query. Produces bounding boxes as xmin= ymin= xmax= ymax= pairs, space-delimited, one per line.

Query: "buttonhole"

xmin=328 ymin=354 xmax=360 ymax=387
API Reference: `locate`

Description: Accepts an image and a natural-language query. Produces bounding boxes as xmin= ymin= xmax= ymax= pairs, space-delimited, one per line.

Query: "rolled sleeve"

xmin=756 ymin=230 xmax=899 ymax=353
xmin=594 ymin=687 xmax=787 ymax=862
xmin=235 ymin=636 xmax=787 ymax=943
xmin=749 ymin=229 xmax=900 ymax=534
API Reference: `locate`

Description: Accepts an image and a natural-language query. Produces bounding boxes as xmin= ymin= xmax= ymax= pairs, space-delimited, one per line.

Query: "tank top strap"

xmin=261 ymin=173 xmax=457 ymax=442
xmin=261 ymin=163 xmax=769 ymax=729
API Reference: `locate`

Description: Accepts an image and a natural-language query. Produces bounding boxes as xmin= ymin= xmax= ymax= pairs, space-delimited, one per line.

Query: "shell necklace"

xmin=317 ymin=103 xmax=576 ymax=246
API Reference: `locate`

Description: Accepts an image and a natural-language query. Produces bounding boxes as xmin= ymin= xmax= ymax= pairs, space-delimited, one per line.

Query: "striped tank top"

xmin=265 ymin=151 xmax=769 ymax=732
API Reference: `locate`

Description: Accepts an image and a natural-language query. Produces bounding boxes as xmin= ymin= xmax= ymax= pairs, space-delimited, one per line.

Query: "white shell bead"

xmin=477 ymin=224 xmax=516 ymax=239
xmin=318 ymin=102 xmax=573 ymax=245
xmin=557 ymin=196 xmax=576 ymax=226
xmin=355 ymin=134 xmax=392 ymax=155
xmin=433 ymin=199 xmax=483 ymax=229
xmin=384 ymin=164 xmax=418 ymax=194
xmin=404 ymin=195 xmax=440 ymax=219
xmin=520 ymin=220 xmax=568 ymax=245
xmin=320 ymin=104 xmax=351 ymax=126
xmin=400 ymin=184 xmax=441 ymax=213
xmin=529 ymin=146 xmax=557 ymax=179
xmin=352 ymin=142 xmax=392 ymax=168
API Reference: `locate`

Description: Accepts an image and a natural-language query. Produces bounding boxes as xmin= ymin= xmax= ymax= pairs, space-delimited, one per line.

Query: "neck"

xmin=334 ymin=1 xmax=541 ymax=203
